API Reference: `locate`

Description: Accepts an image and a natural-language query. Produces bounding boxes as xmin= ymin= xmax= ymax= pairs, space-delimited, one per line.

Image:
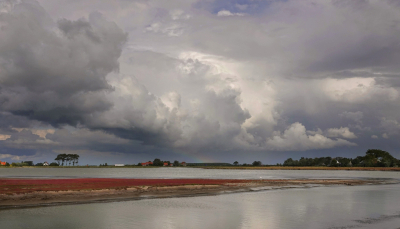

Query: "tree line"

xmin=54 ymin=154 xmax=80 ymax=166
xmin=282 ymin=149 xmax=399 ymax=167
xmin=232 ymin=161 xmax=262 ymax=166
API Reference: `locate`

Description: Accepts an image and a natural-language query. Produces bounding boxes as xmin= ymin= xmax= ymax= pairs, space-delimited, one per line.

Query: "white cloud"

xmin=170 ymin=9 xmax=191 ymax=20
xmin=0 ymin=154 xmax=14 ymax=159
xmin=145 ymin=22 xmax=184 ymax=37
xmin=371 ymin=135 xmax=378 ymax=139
xmin=266 ymin=122 xmax=356 ymax=151
xmin=0 ymin=134 xmax=11 ymax=140
xmin=12 ymin=128 xmax=55 ymax=139
xmin=325 ymin=127 xmax=357 ymax=139
xmin=323 ymin=78 xmax=399 ymax=103
xmin=217 ymin=10 xmax=244 ymax=17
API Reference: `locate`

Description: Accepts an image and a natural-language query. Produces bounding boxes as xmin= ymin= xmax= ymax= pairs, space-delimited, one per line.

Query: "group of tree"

xmin=282 ymin=149 xmax=399 ymax=167
xmin=232 ymin=161 xmax=262 ymax=166
xmin=54 ymin=154 xmax=80 ymax=166
xmin=137 ymin=159 xmax=182 ymax=166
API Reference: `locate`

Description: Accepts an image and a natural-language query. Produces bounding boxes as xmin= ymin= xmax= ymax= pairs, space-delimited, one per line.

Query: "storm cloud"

xmin=1 ymin=0 xmax=400 ymax=164
xmin=0 ymin=0 xmax=126 ymax=126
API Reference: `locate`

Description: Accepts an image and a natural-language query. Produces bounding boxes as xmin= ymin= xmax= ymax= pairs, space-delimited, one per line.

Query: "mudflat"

xmin=0 ymin=178 xmax=396 ymax=209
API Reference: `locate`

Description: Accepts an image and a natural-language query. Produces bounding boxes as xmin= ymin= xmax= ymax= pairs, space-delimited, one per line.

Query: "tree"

xmin=66 ymin=154 xmax=72 ymax=166
xmin=55 ymin=153 xmax=80 ymax=166
xmin=71 ymin=154 xmax=79 ymax=166
xmin=55 ymin=154 xmax=62 ymax=165
xmin=60 ymin=154 xmax=67 ymax=166
xmin=283 ymin=158 xmax=294 ymax=166
xmin=330 ymin=159 xmax=339 ymax=167
xmin=49 ymin=162 xmax=59 ymax=166
xmin=173 ymin=160 xmax=180 ymax=166
xmin=351 ymin=157 xmax=361 ymax=166
xmin=338 ymin=158 xmax=351 ymax=167
xmin=153 ymin=158 xmax=163 ymax=166
xmin=233 ymin=161 xmax=239 ymax=166
xmin=75 ymin=154 xmax=80 ymax=166
xmin=252 ymin=161 xmax=262 ymax=166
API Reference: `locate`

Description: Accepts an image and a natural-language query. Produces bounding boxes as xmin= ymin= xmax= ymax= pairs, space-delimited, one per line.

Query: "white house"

xmin=43 ymin=161 xmax=49 ymax=166
xmin=115 ymin=164 xmax=125 ymax=167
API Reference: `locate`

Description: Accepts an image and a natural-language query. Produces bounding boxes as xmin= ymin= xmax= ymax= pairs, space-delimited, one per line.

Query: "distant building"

xmin=0 ymin=161 xmax=6 ymax=166
xmin=163 ymin=162 xmax=168 ymax=166
xmin=181 ymin=162 xmax=186 ymax=166
xmin=141 ymin=161 xmax=153 ymax=166
xmin=170 ymin=164 xmax=173 ymax=166
xmin=43 ymin=161 xmax=49 ymax=166
xmin=115 ymin=164 xmax=125 ymax=167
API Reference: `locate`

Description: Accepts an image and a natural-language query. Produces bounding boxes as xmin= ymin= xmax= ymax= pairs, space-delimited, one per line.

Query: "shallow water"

xmin=1 ymin=167 xmax=400 ymax=180
xmin=1 ymin=184 xmax=400 ymax=229
xmin=1 ymin=168 xmax=400 ymax=228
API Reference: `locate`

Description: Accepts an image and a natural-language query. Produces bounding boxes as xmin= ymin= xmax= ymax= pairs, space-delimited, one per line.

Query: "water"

xmin=1 ymin=168 xmax=400 ymax=228
xmin=1 ymin=167 xmax=400 ymax=180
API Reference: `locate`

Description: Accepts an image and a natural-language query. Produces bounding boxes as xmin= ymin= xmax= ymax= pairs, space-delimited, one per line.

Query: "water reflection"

xmin=2 ymin=184 xmax=400 ymax=229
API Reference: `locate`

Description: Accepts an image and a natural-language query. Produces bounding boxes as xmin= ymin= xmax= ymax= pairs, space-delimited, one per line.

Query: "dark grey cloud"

xmin=0 ymin=0 xmax=127 ymax=126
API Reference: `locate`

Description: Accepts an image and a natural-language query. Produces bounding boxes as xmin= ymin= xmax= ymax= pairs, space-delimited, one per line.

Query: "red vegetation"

xmin=0 ymin=178 xmax=253 ymax=195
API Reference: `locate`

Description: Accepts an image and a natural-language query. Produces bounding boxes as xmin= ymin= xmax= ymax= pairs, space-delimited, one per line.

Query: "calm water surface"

xmin=1 ymin=167 xmax=400 ymax=180
xmin=1 ymin=168 xmax=400 ymax=228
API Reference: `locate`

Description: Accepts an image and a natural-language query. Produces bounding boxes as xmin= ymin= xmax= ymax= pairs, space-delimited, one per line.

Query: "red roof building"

xmin=141 ymin=161 xmax=154 ymax=166
xmin=163 ymin=162 xmax=168 ymax=166
xmin=0 ymin=161 xmax=6 ymax=166
xmin=181 ymin=162 xmax=186 ymax=166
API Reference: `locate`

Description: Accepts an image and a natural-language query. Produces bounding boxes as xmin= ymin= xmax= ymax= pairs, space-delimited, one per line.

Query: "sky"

xmin=1 ymin=0 xmax=400 ymax=165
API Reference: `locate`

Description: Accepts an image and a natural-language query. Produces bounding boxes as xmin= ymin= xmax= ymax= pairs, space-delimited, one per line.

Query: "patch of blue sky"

xmin=194 ymin=0 xmax=288 ymax=15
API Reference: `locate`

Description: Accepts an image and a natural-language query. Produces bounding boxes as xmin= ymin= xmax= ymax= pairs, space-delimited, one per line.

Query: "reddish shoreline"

xmin=1 ymin=178 xmax=396 ymax=209
xmin=0 ymin=178 xmax=254 ymax=195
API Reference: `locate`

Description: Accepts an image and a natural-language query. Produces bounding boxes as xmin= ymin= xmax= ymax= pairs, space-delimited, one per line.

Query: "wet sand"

xmin=0 ymin=178 xmax=396 ymax=209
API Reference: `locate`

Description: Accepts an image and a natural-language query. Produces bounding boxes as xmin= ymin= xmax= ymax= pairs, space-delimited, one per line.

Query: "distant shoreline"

xmin=198 ymin=166 xmax=400 ymax=171
xmin=0 ymin=178 xmax=396 ymax=209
